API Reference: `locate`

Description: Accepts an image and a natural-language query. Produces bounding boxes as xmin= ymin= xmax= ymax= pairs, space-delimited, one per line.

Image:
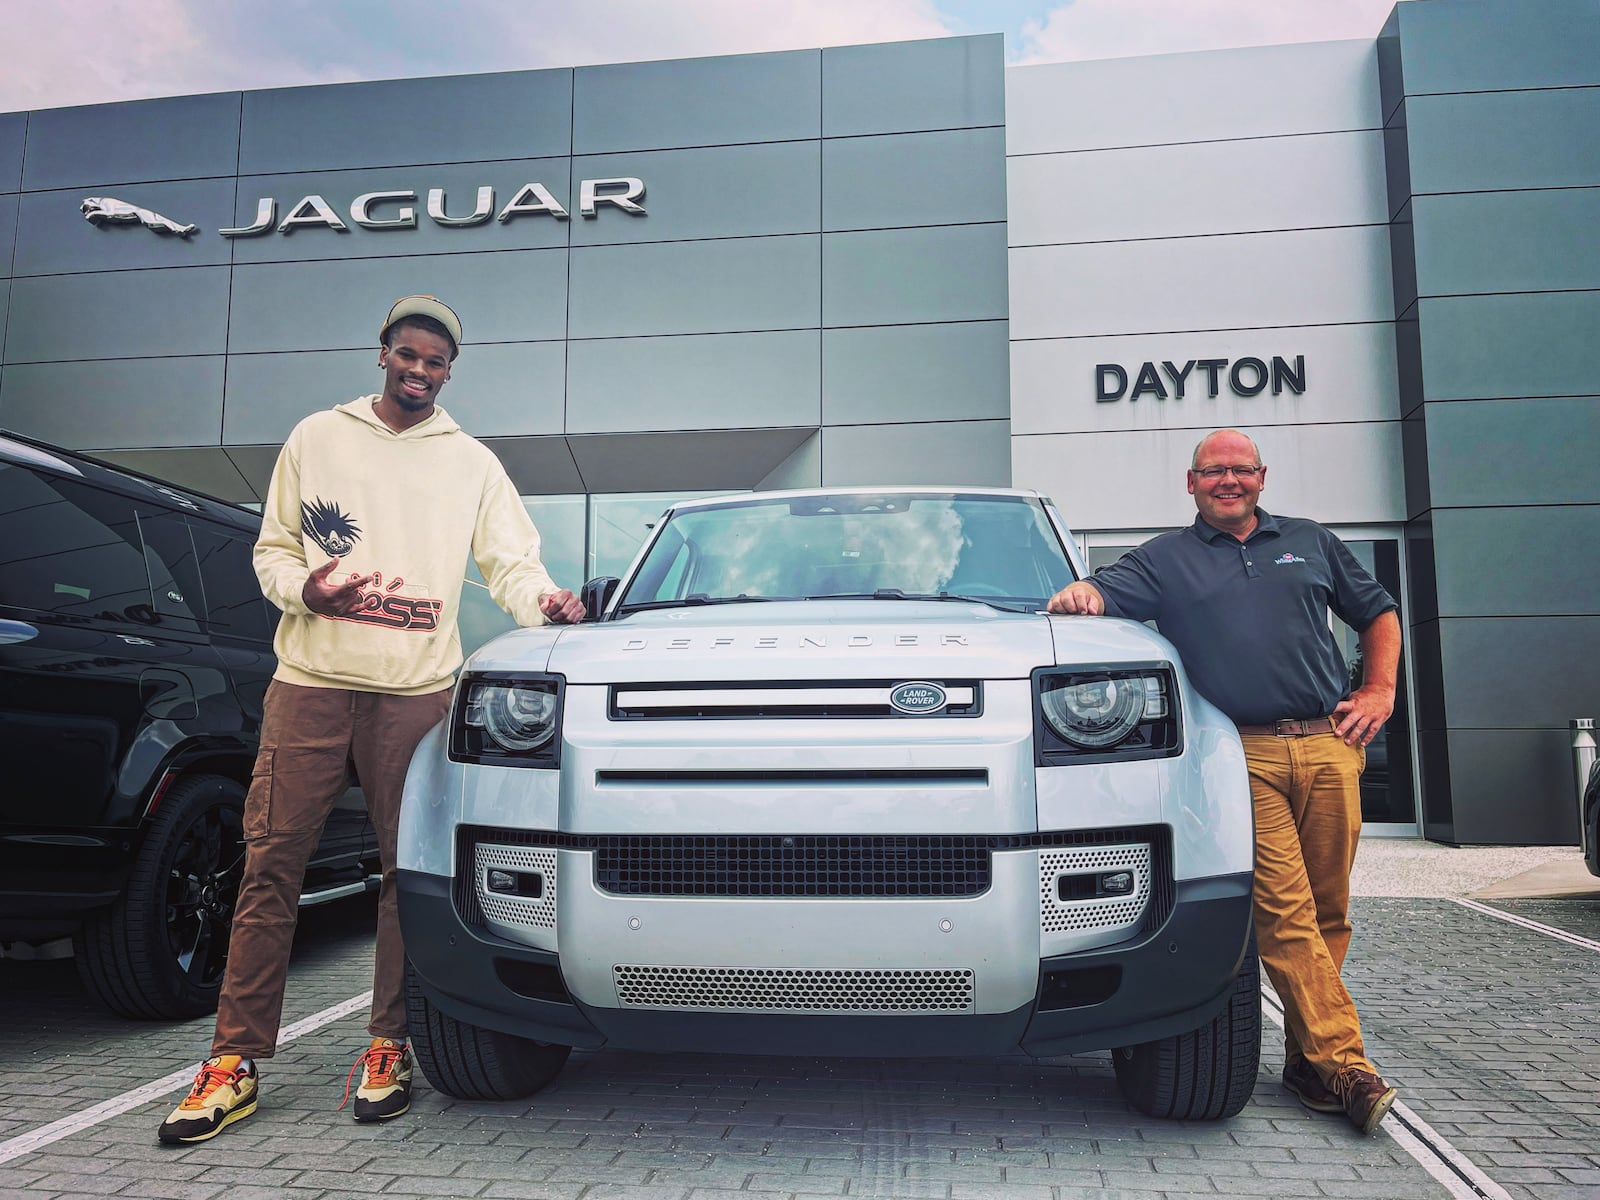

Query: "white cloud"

xmin=1014 ymin=0 xmax=1398 ymax=64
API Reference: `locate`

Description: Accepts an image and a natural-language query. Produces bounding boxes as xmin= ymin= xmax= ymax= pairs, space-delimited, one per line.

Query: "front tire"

xmin=404 ymin=957 xmax=571 ymax=1100
xmin=1112 ymin=938 xmax=1261 ymax=1120
xmin=75 ymin=774 xmax=247 ymax=1019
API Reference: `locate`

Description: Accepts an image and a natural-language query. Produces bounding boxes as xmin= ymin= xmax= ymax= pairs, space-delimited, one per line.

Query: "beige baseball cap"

xmin=380 ymin=294 xmax=463 ymax=359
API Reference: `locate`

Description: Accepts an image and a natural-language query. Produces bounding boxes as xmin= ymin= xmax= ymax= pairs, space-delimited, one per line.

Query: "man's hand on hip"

xmin=1333 ymin=686 xmax=1395 ymax=746
xmin=1046 ymin=581 xmax=1106 ymax=615
xmin=540 ymin=588 xmax=584 ymax=625
xmin=303 ymin=557 xmax=371 ymax=617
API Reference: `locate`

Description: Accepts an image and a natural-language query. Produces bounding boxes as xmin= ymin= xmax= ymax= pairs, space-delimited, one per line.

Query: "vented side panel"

xmin=475 ymin=845 xmax=558 ymax=932
xmin=1038 ymin=843 xmax=1151 ymax=934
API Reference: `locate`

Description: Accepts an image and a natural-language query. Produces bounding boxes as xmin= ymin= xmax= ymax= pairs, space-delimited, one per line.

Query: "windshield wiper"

xmin=614 ymin=594 xmax=782 ymax=616
xmin=805 ymin=588 xmax=1034 ymax=613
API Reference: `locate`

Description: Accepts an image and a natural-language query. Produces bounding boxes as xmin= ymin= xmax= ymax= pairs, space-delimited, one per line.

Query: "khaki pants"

xmin=211 ymin=680 xmax=450 ymax=1058
xmin=1243 ymin=730 xmax=1376 ymax=1083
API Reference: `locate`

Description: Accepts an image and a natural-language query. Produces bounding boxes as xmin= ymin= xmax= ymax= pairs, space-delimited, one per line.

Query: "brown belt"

xmin=1235 ymin=716 xmax=1338 ymax=737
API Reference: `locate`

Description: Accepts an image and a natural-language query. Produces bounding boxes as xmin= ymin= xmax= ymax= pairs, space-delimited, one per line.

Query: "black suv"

xmin=0 ymin=431 xmax=378 ymax=1019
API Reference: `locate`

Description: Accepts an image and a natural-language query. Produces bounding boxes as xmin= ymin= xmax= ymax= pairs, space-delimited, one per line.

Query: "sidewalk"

xmin=1352 ymin=836 xmax=1599 ymax=900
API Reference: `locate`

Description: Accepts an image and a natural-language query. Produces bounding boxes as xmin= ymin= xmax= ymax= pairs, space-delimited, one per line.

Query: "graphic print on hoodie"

xmin=300 ymin=497 xmax=362 ymax=557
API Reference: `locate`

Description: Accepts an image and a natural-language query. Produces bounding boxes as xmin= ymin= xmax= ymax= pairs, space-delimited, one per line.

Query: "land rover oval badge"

xmin=889 ymin=681 xmax=947 ymax=715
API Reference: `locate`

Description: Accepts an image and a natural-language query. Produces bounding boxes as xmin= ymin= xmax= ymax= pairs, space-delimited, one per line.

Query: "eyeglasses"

xmin=1193 ymin=465 xmax=1262 ymax=480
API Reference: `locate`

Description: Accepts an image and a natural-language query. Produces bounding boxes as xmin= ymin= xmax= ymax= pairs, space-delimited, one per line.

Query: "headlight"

xmin=451 ymin=675 xmax=563 ymax=766
xmin=1035 ymin=666 xmax=1180 ymax=763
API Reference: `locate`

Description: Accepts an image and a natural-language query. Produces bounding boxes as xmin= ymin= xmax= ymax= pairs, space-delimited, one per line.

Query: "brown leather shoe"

xmin=1282 ymin=1059 xmax=1342 ymax=1114
xmin=1333 ymin=1067 xmax=1398 ymax=1134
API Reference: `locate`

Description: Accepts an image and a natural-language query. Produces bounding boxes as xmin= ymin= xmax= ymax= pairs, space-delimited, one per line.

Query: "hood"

xmin=1043 ymin=613 xmax=1182 ymax=669
xmin=335 ymin=395 xmax=462 ymax=439
xmin=472 ymin=600 xmax=1059 ymax=684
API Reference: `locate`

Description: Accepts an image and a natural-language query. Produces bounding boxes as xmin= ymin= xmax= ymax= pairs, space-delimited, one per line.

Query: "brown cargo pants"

xmin=211 ymin=679 xmax=451 ymax=1058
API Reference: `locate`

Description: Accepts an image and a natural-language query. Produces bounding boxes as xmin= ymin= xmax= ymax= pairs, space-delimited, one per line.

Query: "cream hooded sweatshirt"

xmin=254 ymin=396 xmax=559 ymax=694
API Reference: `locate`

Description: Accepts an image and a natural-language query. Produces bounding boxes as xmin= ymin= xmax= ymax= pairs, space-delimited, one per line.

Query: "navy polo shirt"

xmin=1090 ymin=509 xmax=1397 ymax=726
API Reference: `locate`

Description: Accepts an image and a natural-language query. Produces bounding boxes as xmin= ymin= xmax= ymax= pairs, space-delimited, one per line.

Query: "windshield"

xmin=616 ymin=492 xmax=1076 ymax=614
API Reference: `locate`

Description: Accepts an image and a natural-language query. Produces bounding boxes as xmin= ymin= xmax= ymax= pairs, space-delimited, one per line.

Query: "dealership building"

xmin=0 ymin=0 xmax=1593 ymax=845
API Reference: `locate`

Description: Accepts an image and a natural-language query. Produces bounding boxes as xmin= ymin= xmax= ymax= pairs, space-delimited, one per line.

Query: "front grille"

xmin=613 ymin=965 xmax=975 ymax=1013
xmin=596 ymin=834 xmax=992 ymax=897
xmin=455 ymin=825 xmax=1172 ymax=915
xmin=610 ymin=679 xmax=982 ymax=720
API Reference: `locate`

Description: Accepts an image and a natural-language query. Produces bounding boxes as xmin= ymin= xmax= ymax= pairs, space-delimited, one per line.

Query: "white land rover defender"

xmin=397 ymin=488 xmax=1259 ymax=1119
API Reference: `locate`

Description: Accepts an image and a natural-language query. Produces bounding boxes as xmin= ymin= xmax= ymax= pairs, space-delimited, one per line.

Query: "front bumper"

xmin=398 ymin=864 xmax=1252 ymax=1057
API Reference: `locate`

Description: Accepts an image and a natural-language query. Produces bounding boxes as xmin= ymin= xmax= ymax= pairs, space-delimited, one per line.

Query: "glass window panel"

xmin=588 ymin=490 xmax=729 ymax=581
xmin=0 ymin=463 xmax=152 ymax=624
xmin=190 ymin=524 xmax=275 ymax=642
xmin=137 ymin=510 xmax=206 ymax=631
xmin=619 ymin=492 xmax=1073 ymax=610
xmin=458 ymin=495 xmax=587 ymax=659
xmin=1087 ymin=544 xmax=1140 ymax=572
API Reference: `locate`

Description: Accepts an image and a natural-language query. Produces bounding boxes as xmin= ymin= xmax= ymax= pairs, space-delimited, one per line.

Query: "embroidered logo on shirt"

xmin=301 ymin=497 xmax=363 ymax=557
xmin=327 ymin=572 xmax=443 ymax=632
xmin=1273 ymin=552 xmax=1307 ymax=565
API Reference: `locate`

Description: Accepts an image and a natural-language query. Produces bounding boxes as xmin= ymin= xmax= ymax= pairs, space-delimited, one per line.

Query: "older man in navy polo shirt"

xmin=1047 ymin=427 xmax=1403 ymax=1134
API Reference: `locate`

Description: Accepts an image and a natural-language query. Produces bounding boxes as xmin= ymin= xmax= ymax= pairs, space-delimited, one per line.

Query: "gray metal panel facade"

xmin=21 ymin=93 xmax=241 ymax=190
xmin=4 ymin=268 xmax=231 ymax=362
xmin=572 ymin=50 xmax=819 ymax=153
xmin=566 ymin=331 xmax=821 ymax=433
xmin=0 ymin=114 xmax=24 ymax=194
xmin=822 ymin=35 xmax=1005 ymax=137
xmin=225 ymin=250 xmax=571 ymax=353
xmin=238 ymin=69 xmax=574 ymax=173
xmin=0 ymin=193 xmax=16 ymax=278
xmin=1381 ymin=0 xmax=1598 ymax=844
xmin=0 ymin=35 xmax=1010 ymax=507
xmin=1 ymin=357 xmax=227 ymax=449
xmin=1404 ymin=89 xmax=1600 ymax=195
xmin=571 ymin=143 xmax=819 ymax=245
xmin=1007 ymin=41 xmax=1400 ymax=532
xmin=1005 ymin=38 xmax=1380 ymax=155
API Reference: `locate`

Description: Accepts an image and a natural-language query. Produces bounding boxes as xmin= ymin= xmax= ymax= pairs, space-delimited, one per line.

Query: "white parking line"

xmin=0 ymin=990 xmax=372 ymax=1167
xmin=1451 ymin=897 xmax=1600 ymax=953
xmin=1260 ymin=984 xmax=1512 ymax=1200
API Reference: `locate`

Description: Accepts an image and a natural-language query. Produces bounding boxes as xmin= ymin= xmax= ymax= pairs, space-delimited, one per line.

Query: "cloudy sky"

xmin=3 ymin=0 xmax=1403 ymax=113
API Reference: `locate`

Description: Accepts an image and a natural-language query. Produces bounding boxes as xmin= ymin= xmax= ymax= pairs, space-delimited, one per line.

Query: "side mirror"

xmin=580 ymin=576 xmax=620 ymax=622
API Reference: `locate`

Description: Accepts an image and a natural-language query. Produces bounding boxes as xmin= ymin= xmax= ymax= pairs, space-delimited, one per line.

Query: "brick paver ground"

xmin=2 ymin=895 xmax=1596 ymax=1199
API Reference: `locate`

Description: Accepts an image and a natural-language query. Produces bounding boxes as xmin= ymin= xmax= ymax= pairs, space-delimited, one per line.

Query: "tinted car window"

xmin=191 ymin=525 xmax=273 ymax=643
xmin=0 ymin=462 xmax=153 ymax=624
xmin=138 ymin=510 xmax=207 ymax=631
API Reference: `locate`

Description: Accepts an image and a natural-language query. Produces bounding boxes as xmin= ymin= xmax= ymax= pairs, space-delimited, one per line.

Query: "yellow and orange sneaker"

xmin=341 ymin=1038 xmax=412 ymax=1123
xmin=157 ymin=1055 xmax=258 ymax=1144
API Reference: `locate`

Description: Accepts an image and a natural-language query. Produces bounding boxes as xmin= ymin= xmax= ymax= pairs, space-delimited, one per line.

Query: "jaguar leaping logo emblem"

xmin=81 ymin=196 xmax=199 ymax=238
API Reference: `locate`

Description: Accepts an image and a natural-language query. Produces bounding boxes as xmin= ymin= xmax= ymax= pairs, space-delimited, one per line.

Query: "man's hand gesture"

xmin=302 ymin=558 xmax=370 ymax=617
xmin=540 ymin=588 xmax=584 ymax=625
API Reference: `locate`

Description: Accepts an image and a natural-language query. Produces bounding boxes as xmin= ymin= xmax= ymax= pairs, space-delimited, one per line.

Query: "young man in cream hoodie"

xmin=160 ymin=296 xmax=583 ymax=1144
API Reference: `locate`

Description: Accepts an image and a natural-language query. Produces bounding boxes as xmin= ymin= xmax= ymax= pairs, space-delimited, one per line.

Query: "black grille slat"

xmin=597 ymin=834 xmax=990 ymax=897
xmin=455 ymin=824 xmax=1173 ymax=906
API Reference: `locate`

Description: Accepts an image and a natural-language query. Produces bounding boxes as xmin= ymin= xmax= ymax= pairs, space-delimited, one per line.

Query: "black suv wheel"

xmin=74 ymin=775 xmax=247 ymax=1019
xmin=1113 ymin=938 xmax=1261 ymax=1120
xmin=404 ymin=957 xmax=571 ymax=1100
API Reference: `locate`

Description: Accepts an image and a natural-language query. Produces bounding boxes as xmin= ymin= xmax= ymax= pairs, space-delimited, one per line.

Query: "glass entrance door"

xmin=1329 ymin=538 xmax=1416 ymax=828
